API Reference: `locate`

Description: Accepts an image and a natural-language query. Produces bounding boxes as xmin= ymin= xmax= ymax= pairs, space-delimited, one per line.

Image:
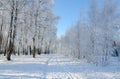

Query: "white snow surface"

xmin=0 ymin=54 xmax=120 ymax=79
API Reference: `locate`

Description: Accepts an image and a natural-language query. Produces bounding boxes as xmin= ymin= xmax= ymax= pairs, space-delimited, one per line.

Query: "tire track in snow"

xmin=54 ymin=55 xmax=75 ymax=79
xmin=41 ymin=54 xmax=53 ymax=79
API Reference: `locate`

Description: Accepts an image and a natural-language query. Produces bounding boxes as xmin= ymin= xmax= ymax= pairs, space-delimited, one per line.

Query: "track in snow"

xmin=0 ymin=54 xmax=120 ymax=79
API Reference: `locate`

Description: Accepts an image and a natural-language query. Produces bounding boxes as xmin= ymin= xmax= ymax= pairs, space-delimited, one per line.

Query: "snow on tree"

xmin=58 ymin=0 xmax=120 ymax=66
xmin=0 ymin=0 xmax=58 ymax=60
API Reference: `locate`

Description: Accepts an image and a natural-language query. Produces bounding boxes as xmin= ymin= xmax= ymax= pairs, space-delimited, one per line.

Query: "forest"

xmin=57 ymin=0 xmax=120 ymax=66
xmin=0 ymin=0 xmax=58 ymax=60
xmin=0 ymin=0 xmax=120 ymax=79
xmin=0 ymin=0 xmax=120 ymax=66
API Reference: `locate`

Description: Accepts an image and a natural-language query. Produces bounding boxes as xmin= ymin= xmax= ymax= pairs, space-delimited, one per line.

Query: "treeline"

xmin=58 ymin=0 xmax=120 ymax=66
xmin=0 ymin=0 xmax=58 ymax=60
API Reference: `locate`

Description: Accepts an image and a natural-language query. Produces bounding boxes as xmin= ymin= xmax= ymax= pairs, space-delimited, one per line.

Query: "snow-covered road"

xmin=0 ymin=54 xmax=120 ymax=79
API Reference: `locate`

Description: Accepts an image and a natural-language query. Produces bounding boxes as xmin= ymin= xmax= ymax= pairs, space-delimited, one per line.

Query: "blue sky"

xmin=54 ymin=0 xmax=91 ymax=37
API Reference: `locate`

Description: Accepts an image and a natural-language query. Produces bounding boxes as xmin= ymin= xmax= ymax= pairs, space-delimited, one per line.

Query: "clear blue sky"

xmin=54 ymin=0 xmax=91 ymax=37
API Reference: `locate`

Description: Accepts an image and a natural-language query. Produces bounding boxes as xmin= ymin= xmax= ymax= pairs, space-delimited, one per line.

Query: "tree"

xmin=1 ymin=0 xmax=27 ymax=60
xmin=58 ymin=0 xmax=120 ymax=66
xmin=0 ymin=0 xmax=57 ymax=60
xmin=88 ymin=0 xmax=119 ymax=65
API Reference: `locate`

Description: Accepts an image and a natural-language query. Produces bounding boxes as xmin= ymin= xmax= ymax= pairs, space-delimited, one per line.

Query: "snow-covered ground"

xmin=0 ymin=54 xmax=120 ymax=79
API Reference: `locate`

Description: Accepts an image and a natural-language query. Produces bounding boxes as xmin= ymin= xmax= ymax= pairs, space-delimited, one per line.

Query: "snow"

xmin=0 ymin=54 xmax=120 ymax=79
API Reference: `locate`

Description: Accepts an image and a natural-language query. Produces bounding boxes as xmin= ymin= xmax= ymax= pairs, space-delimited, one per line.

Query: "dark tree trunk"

xmin=33 ymin=46 xmax=36 ymax=58
xmin=29 ymin=46 xmax=32 ymax=55
xmin=6 ymin=0 xmax=18 ymax=61
xmin=6 ymin=1 xmax=14 ymax=61
xmin=38 ymin=48 xmax=41 ymax=55
xmin=6 ymin=40 xmax=14 ymax=61
xmin=32 ymin=38 xmax=36 ymax=58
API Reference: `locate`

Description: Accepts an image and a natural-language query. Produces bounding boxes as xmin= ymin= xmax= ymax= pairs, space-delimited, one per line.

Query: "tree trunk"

xmin=6 ymin=0 xmax=18 ymax=61
xmin=29 ymin=46 xmax=32 ymax=55
xmin=6 ymin=2 xmax=14 ymax=61
xmin=6 ymin=51 xmax=12 ymax=61
xmin=33 ymin=46 xmax=36 ymax=58
xmin=6 ymin=40 xmax=13 ymax=61
xmin=32 ymin=38 xmax=36 ymax=58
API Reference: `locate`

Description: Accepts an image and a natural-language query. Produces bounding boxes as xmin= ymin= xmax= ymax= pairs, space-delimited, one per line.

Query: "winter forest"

xmin=0 ymin=0 xmax=120 ymax=79
xmin=0 ymin=0 xmax=58 ymax=60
